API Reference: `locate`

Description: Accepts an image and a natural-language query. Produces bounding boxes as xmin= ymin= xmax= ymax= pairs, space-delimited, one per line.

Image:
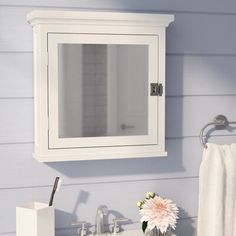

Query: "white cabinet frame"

xmin=48 ymin=33 xmax=158 ymax=148
xmin=27 ymin=10 xmax=174 ymax=162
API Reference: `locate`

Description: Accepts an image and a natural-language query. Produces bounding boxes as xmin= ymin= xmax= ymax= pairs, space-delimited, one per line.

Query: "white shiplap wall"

xmin=0 ymin=1 xmax=236 ymax=236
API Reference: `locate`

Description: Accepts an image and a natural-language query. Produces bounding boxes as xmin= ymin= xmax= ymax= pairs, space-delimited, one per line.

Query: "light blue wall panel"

xmin=2 ymin=53 xmax=236 ymax=98
xmin=0 ymin=99 xmax=33 ymax=143
xmin=1 ymin=0 xmax=236 ymax=14
xmin=0 ymin=96 xmax=235 ymax=143
xmin=2 ymin=7 xmax=236 ymax=55
xmin=166 ymin=96 xmax=236 ymax=138
xmin=0 ymin=7 xmax=32 ymax=52
xmin=0 ymin=53 xmax=33 ymax=98
xmin=0 ymin=178 xmax=198 ymax=233
xmin=167 ymin=13 xmax=236 ymax=55
xmin=166 ymin=55 xmax=236 ymax=96
xmin=1 ymin=135 xmax=236 ymax=189
xmin=0 ymin=138 xmax=200 ymax=188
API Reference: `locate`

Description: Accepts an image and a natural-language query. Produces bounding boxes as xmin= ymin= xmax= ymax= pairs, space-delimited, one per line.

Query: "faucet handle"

xmin=112 ymin=218 xmax=129 ymax=234
xmin=71 ymin=221 xmax=88 ymax=236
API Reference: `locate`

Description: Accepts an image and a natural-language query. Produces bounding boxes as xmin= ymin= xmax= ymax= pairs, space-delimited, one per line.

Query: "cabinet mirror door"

xmin=48 ymin=33 xmax=159 ymax=148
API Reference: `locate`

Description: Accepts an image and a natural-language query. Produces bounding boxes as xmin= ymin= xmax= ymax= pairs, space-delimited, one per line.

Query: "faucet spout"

xmin=96 ymin=205 xmax=108 ymax=235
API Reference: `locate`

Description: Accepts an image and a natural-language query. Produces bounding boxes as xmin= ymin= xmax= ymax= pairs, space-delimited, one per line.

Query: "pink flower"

xmin=139 ymin=196 xmax=178 ymax=234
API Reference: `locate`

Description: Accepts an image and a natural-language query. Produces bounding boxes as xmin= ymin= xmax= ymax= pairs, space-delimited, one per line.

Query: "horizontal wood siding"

xmin=0 ymin=96 xmax=235 ymax=143
xmin=1 ymin=7 xmax=236 ymax=55
xmin=0 ymin=135 xmax=235 ymax=189
xmin=0 ymin=0 xmax=236 ymax=14
xmin=166 ymin=55 xmax=236 ymax=96
xmin=1 ymin=53 xmax=236 ymax=98
xmin=0 ymin=178 xmax=198 ymax=232
xmin=0 ymin=99 xmax=33 ymax=143
xmin=166 ymin=96 xmax=236 ymax=138
xmin=0 ymin=2 xmax=235 ymax=236
xmin=0 ymin=53 xmax=33 ymax=98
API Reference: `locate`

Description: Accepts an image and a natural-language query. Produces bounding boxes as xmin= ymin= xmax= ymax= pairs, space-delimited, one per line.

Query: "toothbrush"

xmin=49 ymin=177 xmax=62 ymax=206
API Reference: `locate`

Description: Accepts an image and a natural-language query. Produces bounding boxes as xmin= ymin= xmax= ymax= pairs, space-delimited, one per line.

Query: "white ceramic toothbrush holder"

xmin=16 ymin=202 xmax=55 ymax=236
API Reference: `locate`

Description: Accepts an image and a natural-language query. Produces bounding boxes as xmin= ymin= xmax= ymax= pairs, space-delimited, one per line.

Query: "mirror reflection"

xmin=58 ymin=44 xmax=148 ymax=138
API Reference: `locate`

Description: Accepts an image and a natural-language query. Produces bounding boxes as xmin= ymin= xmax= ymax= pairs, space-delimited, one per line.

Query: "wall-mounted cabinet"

xmin=27 ymin=10 xmax=174 ymax=162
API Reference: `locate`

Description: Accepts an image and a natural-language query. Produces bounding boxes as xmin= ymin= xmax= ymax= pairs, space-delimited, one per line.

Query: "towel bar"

xmin=199 ymin=114 xmax=236 ymax=148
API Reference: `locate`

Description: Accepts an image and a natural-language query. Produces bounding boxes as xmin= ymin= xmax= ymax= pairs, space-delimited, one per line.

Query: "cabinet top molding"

xmin=27 ymin=10 xmax=174 ymax=27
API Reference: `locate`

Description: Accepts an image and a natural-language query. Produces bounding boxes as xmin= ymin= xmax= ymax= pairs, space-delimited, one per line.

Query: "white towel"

xmin=197 ymin=143 xmax=236 ymax=236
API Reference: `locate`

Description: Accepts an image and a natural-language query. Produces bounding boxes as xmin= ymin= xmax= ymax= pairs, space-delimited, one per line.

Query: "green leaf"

xmin=142 ymin=221 xmax=148 ymax=233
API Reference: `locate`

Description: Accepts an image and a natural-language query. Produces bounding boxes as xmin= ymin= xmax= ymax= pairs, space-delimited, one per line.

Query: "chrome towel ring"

xmin=199 ymin=114 xmax=236 ymax=148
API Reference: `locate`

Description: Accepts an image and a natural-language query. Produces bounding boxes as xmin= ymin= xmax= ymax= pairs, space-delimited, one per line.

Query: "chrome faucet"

xmin=95 ymin=205 xmax=108 ymax=235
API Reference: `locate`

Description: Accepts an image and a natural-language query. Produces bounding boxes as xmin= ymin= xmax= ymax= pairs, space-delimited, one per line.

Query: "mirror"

xmin=58 ymin=43 xmax=149 ymax=138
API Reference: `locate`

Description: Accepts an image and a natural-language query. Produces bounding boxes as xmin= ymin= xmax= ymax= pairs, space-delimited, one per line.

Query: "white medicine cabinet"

xmin=27 ymin=10 xmax=174 ymax=162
